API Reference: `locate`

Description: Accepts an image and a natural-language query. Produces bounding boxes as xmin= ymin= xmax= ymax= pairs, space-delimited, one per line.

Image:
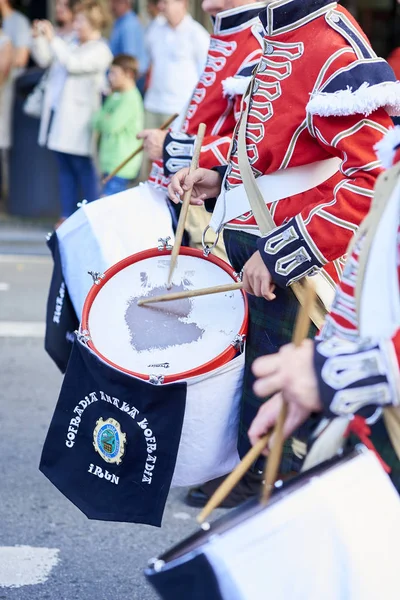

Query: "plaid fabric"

xmin=223 ymin=229 xmax=318 ymax=474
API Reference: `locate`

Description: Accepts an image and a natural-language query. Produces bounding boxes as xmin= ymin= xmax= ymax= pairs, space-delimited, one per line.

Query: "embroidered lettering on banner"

xmin=53 ymin=282 xmax=66 ymax=324
xmin=65 ymin=390 xmax=158 ymax=485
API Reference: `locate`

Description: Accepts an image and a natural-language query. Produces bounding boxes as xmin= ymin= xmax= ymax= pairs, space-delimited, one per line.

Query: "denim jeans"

xmin=102 ymin=175 xmax=131 ymax=197
xmin=54 ymin=151 xmax=99 ymax=218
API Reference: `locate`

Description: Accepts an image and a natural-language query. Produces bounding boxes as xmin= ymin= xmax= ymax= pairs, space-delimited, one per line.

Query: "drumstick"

xmin=167 ymin=123 xmax=207 ymax=288
xmin=137 ymin=282 xmax=243 ymax=306
xmin=196 ymin=282 xmax=315 ymax=524
xmin=261 ymin=281 xmax=316 ymax=504
xmin=197 ymin=433 xmax=271 ymax=525
xmin=101 ymin=113 xmax=179 ymax=185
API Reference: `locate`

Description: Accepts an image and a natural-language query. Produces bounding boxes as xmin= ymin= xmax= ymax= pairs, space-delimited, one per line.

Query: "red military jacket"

xmin=222 ymin=0 xmax=399 ymax=294
xmin=314 ymin=128 xmax=400 ymax=418
xmin=148 ymin=2 xmax=267 ymax=190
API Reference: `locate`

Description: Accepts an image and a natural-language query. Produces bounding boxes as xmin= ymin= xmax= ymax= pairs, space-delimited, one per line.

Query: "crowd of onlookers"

xmin=0 ymin=0 xmax=210 ymax=226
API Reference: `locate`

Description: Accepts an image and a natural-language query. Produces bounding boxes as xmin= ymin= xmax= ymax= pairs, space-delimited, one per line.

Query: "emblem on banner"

xmin=93 ymin=418 xmax=126 ymax=465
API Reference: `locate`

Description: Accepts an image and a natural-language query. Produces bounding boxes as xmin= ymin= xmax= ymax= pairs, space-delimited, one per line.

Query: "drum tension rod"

xmin=157 ymin=237 xmax=173 ymax=251
xmin=88 ymin=271 xmax=105 ymax=285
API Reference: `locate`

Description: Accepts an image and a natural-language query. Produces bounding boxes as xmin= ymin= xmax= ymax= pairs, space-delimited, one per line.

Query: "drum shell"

xmin=171 ymin=352 xmax=242 ymax=487
xmin=83 ymin=341 xmax=243 ymax=489
xmin=145 ymin=449 xmax=400 ymax=600
xmin=56 ymin=182 xmax=174 ymax=318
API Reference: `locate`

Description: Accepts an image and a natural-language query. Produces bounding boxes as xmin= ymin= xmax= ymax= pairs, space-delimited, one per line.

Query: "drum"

xmin=55 ymin=182 xmax=175 ymax=318
xmin=45 ymin=182 xmax=174 ymax=372
xmin=40 ymin=247 xmax=247 ymax=526
xmin=145 ymin=448 xmax=400 ymax=600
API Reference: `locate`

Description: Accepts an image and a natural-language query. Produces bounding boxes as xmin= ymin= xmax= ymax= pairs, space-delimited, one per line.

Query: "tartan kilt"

xmin=223 ymin=229 xmax=317 ymax=473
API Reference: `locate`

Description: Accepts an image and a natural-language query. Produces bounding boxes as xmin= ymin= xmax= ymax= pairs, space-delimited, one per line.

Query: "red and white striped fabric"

xmin=315 ymin=127 xmax=400 ymax=418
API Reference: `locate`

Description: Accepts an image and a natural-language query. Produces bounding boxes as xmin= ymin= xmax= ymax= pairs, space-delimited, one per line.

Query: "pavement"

xmin=0 ymin=217 xmax=225 ymax=599
xmin=0 ymin=212 xmax=52 ymax=256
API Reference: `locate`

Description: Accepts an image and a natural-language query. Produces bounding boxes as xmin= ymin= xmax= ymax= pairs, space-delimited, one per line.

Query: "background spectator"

xmin=32 ymin=0 xmax=112 ymax=226
xmin=31 ymin=0 xmax=76 ymax=137
xmin=144 ymin=0 xmax=209 ymax=129
xmin=0 ymin=0 xmax=30 ymax=152
xmin=145 ymin=0 xmax=163 ymax=28
xmin=109 ymin=0 xmax=148 ymax=95
xmin=92 ymin=53 xmax=144 ymax=196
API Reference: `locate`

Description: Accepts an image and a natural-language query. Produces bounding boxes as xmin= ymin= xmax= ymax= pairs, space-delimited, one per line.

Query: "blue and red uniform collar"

xmin=259 ymin=0 xmax=338 ymax=36
xmin=212 ymin=2 xmax=268 ymax=35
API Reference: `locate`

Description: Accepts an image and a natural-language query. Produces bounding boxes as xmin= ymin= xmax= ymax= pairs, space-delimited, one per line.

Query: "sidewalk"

xmin=0 ymin=212 xmax=53 ymax=256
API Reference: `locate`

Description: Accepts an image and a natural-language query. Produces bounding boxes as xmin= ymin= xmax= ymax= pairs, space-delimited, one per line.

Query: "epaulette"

xmin=307 ymin=9 xmax=400 ymax=118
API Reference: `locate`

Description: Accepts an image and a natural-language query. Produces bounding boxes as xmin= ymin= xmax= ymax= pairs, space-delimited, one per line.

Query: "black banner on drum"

xmin=40 ymin=340 xmax=186 ymax=526
xmin=45 ymin=233 xmax=79 ymax=373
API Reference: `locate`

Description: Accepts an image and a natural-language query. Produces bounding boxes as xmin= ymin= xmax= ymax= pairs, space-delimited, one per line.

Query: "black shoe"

xmin=184 ymin=470 xmax=264 ymax=509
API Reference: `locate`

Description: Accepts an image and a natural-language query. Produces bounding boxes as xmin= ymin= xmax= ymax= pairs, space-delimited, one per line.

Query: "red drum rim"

xmin=81 ymin=247 xmax=248 ymax=383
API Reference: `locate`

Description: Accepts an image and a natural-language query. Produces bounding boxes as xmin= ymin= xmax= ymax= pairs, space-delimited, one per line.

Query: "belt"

xmin=209 ymin=157 xmax=341 ymax=233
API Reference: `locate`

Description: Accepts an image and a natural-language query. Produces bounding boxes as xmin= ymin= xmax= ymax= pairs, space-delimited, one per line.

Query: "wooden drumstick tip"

xmin=196 ymin=432 xmax=270 ymax=524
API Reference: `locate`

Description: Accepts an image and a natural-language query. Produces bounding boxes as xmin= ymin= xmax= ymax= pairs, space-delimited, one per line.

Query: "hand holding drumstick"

xmin=197 ymin=282 xmax=316 ymax=523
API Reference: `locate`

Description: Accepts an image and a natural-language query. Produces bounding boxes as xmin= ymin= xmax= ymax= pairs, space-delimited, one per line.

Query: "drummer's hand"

xmin=242 ymin=251 xmax=276 ymax=301
xmin=136 ymin=129 xmax=167 ymax=161
xmin=168 ymin=168 xmax=222 ymax=206
xmin=248 ymin=393 xmax=312 ymax=454
xmin=252 ymin=340 xmax=322 ymax=412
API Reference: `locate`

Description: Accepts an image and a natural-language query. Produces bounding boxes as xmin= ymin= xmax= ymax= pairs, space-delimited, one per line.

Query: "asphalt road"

xmin=0 ymin=250 xmax=224 ymax=599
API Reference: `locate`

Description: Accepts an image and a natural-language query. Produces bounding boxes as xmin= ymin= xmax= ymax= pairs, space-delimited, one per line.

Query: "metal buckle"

xmin=88 ymin=271 xmax=105 ymax=285
xmin=202 ymin=225 xmax=220 ymax=257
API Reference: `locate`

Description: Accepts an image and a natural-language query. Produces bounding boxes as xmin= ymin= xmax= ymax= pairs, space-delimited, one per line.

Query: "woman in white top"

xmin=32 ymin=0 xmax=112 ymax=224
xmin=0 ymin=0 xmax=30 ymax=150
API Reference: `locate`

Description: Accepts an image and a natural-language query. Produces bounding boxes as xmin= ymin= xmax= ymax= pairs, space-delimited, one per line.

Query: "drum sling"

xmin=236 ymin=76 xmax=328 ymax=329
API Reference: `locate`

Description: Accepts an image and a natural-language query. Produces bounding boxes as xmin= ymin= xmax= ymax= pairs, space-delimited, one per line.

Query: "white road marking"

xmin=0 ymin=321 xmax=45 ymax=338
xmin=0 ymin=255 xmax=51 ymax=264
xmin=0 ymin=282 xmax=10 ymax=291
xmin=173 ymin=512 xmax=191 ymax=520
xmin=0 ymin=546 xmax=60 ymax=588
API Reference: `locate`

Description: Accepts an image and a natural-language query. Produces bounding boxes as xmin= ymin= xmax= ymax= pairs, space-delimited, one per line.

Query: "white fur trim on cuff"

xmin=222 ymin=76 xmax=251 ymax=98
xmin=307 ymin=81 xmax=400 ymax=118
xmin=374 ymin=127 xmax=400 ymax=169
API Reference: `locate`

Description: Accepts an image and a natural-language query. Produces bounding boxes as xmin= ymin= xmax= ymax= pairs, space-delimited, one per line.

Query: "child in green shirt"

xmin=92 ymin=54 xmax=144 ymax=196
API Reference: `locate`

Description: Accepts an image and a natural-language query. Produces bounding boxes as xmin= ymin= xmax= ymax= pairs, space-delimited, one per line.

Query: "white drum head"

xmin=86 ymin=252 xmax=246 ymax=379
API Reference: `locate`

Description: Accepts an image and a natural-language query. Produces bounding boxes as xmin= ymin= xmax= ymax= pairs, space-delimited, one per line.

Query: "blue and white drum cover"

xmin=41 ymin=247 xmax=247 ymax=526
xmin=45 ymin=183 xmax=174 ymax=371
xmin=145 ymin=449 xmax=400 ymax=599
